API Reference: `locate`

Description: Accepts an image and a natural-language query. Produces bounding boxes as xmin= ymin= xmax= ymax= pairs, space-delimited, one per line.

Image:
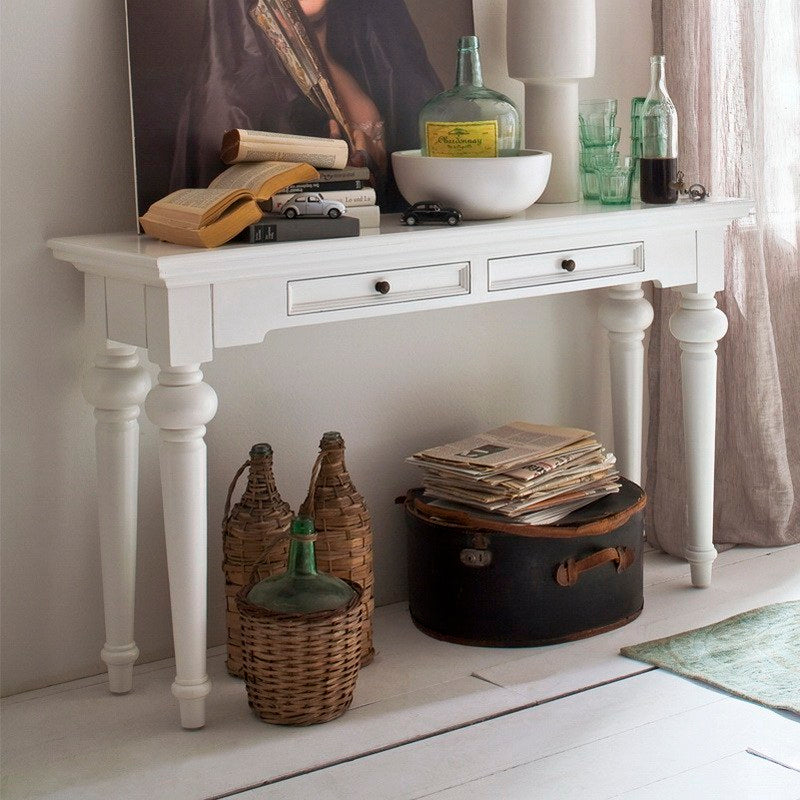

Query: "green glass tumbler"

xmin=579 ymin=98 xmax=618 ymax=131
xmin=630 ymin=97 xmax=646 ymax=139
xmin=580 ymin=149 xmax=619 ymax=200
xmin=579 ymin=124 xmax=621 ymax=148
xmin=598 ymin=158 xmax=635 ymax=205
xmin=580 ymin=169 xmax=599 ymax=200
xmin=580 ymin=148 xmax=620 ymax=172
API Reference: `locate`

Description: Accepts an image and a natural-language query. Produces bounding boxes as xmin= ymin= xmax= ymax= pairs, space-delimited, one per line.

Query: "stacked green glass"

xmin=578 ymin=99 xmax=619 ymax=200
xmin=629 ymin=97 xmax=646 ymax=200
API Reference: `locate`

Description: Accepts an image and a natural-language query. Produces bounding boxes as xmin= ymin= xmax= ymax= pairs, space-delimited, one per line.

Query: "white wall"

xmin=0 ymin=0 xmax=652 ymax=696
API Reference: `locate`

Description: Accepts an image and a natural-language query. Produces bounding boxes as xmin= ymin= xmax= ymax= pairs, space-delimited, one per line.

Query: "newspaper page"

xmin=408 ymin=422 xmax=594 ymax=475
xmin=423 ymin=495 xmax=604 ymax=526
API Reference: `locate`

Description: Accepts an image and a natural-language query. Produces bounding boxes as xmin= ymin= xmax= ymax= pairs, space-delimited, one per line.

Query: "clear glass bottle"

xmin=639 ymin=55 xmax=678 ymax=204
xmin=419 ymin=35 xmax=520 ymax=158
xmin=246 ymin=516 xmax=356 ymax=614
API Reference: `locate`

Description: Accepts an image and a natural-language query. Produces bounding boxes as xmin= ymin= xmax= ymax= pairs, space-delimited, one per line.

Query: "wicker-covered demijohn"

xmin=237 ymin=579 xmax=364 ymax=725
xmin=222 ymin=443 xmax=292 ymax=678
xmin=311 ymin=432 xmax=375 ymax=665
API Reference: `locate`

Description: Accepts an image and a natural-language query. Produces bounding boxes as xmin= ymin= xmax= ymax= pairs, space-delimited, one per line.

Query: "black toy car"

xmin=401 ymin=201 xmax=462 ymax=226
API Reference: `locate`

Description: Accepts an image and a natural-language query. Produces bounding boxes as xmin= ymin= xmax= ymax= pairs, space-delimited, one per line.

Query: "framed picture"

xmin=126 ymin=0 xmax=474 ymax=216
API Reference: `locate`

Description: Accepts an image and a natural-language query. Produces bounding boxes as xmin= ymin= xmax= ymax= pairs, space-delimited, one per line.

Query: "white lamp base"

xmin=522 ymin=81 xmax=580 ymax=203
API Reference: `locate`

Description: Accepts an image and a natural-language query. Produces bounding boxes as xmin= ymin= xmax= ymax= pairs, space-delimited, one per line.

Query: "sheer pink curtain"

xmin=646 ymin=0 xmax=800 ymax=555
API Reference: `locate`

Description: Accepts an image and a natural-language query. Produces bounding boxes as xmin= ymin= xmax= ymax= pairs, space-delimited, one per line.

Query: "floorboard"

xmin=1 ymin=545 xmax=798 ymax=800
xmin=233 ymin=673 xmax=800 ymax=800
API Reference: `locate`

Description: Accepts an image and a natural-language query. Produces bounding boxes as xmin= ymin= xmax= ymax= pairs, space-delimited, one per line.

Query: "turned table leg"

xmin=145 ymin=364 xmax=217 ymax=728
xmin=669 ymin=292 xmax=728 ymax=588
xmin=81 ymin=343 xmax=150 ymax=693
xmin=599 ymin=283 xmax=654 ymax=485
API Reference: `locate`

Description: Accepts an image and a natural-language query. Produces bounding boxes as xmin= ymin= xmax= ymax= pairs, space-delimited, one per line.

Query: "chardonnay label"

xmin=425 ymin=121 xmax=499 ymax=157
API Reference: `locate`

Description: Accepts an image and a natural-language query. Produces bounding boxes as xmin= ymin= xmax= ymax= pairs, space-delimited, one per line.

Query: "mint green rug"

xmin=621 ymin=601 xmax=800 ymax=715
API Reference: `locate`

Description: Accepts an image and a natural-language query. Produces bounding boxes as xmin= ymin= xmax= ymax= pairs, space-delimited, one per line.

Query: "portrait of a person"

xmin=167 ymin=0 xmax=446 ymax=212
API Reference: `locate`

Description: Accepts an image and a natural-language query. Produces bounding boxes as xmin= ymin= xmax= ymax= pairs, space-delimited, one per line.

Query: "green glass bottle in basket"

xmin=246 ymin=515 xmax=356 ymax=613
xmin=237 ymin=458 xmax=364 ymax=725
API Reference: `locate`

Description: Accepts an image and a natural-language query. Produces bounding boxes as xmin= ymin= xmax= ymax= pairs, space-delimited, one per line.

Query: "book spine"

xmin=340 ymin=205 xmax=381 ymax=228
xmin=240 ymin=216 xmax=360 ymax=243
xmin=316 ymin=167 xmax=371 ymax=182
xmin=285 ymin=179 xmax=366 ymax=193
xmin=270 ymin=188 xmax=377 ymax=212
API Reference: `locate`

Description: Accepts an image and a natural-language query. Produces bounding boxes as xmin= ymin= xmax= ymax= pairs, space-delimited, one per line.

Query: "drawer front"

xmin=488 ymin=242 xmax=644 ymax=292
xmin=288 ymin=261 xmax=470 ymax=315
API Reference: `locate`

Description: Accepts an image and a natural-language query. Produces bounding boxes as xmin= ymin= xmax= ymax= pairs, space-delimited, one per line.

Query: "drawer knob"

xmin=375 ymin=280 xmax=391 ymax=294
xmin=561 ymin=258 xmax=576 ymax=272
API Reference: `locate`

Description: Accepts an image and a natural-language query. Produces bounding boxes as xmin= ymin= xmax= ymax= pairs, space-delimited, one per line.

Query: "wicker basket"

xmin=311 ymin=433 xmax=375 ymax=665
xmin=237 ymin=579 xmax=364 ymax=725
xmin=222 ymin=444 xmax=293 ymax=678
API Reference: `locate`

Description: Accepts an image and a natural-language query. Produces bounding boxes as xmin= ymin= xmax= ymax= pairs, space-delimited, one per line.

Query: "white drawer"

xmin=288 ymin=261 xmax=470 ymax=315
xmin=488 ymin=241 xmax=644 ymax=291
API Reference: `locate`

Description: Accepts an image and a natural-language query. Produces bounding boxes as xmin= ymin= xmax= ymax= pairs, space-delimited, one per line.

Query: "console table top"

xmin=48 ymin=198 xmax=753 ymax=288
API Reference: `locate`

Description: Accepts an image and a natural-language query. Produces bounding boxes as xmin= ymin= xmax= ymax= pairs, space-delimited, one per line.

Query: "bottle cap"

xmin=320 ymin=431 xmax=344 ymax=448
xmin=458 ymin=35 xmax=479 ymax=50
xmin=249 ymin=443 xmax=273 ymax=457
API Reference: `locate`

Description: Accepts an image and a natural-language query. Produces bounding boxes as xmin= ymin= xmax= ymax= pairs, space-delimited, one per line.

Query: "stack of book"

xmin=266 ymin=167 xmax=380 ymax=231
xmin=139 ymin=129 xmax=380 ymax=248
xmin=407 ymin=421 xmax=620 ymax=525
xmin=223 ymin=129 xmax=380 ymax=234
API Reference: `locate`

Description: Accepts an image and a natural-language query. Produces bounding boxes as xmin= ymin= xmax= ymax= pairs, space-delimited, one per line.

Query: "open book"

xmin=139 ymin=160 xmax=318 ymax=247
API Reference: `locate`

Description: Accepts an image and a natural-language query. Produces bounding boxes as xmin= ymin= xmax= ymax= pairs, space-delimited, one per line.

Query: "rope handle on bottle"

xmin=298 ymin=449 xmax=326 ymax=519
xmin=222 ymin=459 xmax=251 ymax=523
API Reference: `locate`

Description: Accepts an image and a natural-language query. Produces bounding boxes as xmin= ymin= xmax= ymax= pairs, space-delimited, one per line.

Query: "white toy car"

xmin=281 ymin=193 xmax=346 ymax=219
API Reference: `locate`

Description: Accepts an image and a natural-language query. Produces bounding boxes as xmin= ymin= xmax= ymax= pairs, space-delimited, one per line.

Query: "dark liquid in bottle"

xmin=640 ymin=157 xmax=678 ymax=204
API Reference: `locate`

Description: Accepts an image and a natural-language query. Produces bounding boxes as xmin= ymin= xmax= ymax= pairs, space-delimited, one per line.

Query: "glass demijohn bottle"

xmin=639 ymin=55 xmax=679 ymax=204
xmin=419 ymin=35 xmax=521 ymax=158
xmin=246 ymin=515 xmax=356 ymax=614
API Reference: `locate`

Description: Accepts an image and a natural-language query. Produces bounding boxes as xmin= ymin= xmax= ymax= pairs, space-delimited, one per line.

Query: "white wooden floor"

xmin=3 ymin=545 xmax=799 ymax=800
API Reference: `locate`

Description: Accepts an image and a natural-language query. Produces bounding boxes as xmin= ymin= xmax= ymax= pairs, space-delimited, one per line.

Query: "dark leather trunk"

xmin=403 ymin=478 xmax=646 ymax=646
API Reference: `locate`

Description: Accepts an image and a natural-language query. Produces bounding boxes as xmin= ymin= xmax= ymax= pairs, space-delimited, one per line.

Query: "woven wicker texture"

xmin=222 ymin=444 xmax=293 ymax=678
xmin=237 ymin=579 xmax=364 ymax=725
xmin=311 ymin=433 xmax=375 ymax=665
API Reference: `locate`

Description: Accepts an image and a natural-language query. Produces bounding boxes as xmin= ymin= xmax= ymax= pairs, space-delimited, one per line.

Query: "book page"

xmin=238 ymin=129 xmax=339 ymax=143
xmin=143 ymin=186 xmax=244 ymax=226
xmin=222 ymin=128 xmax=348 ymax=168
xmin=208 ymin=161 xmax=302 ymax=195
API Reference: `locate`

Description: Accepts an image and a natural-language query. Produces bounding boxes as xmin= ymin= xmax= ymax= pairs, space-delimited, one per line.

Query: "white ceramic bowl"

xmin=391 ymin=149 xmax=552 ymax=220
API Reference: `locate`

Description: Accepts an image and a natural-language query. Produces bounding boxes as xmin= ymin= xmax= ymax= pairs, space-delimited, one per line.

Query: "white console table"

xmin=48 ymin=197 xmax=751 ymax=729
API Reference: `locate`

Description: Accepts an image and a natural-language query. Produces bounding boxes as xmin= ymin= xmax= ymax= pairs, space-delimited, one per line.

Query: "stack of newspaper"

xmin=407 ymin=421 xmax=620 ymax=525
